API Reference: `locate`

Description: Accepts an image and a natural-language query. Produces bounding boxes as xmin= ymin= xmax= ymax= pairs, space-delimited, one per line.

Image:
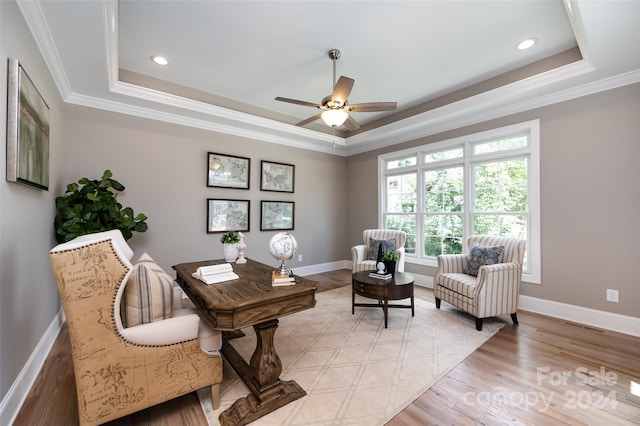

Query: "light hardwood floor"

xmin=14 ymin=269 xmax=640 ymax=425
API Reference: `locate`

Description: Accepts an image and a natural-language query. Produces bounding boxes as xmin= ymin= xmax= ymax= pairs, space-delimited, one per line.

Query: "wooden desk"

xmin=173 ymin=259 xmax=317 ymax=426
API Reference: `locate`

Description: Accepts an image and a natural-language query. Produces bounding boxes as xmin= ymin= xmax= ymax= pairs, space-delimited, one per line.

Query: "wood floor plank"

xmin=13 ymin=269 xmax=640 ymax=425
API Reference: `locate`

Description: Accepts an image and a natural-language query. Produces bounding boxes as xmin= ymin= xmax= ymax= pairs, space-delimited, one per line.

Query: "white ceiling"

xmin=17 ymin=0 xmax=640 ymax=155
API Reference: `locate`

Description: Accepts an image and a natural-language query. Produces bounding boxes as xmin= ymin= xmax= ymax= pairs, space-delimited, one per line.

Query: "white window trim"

xmin=379 ymin=119 xmax=541 ymax=284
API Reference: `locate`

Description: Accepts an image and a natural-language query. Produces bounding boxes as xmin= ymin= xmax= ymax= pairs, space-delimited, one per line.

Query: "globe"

xmin=269 ymin=232 xmax=298 ymax=275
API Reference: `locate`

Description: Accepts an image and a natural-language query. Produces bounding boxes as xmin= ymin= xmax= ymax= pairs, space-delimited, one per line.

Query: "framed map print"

xmin=260 ymin=201 xmax=294 ymax=231
xmin=208 ymin=152 xmax=250 ymax=189
xmin=207 ymin=199 xmax=250 ymax=233
xmin=260 ymin=160 xmax=294 ymax=193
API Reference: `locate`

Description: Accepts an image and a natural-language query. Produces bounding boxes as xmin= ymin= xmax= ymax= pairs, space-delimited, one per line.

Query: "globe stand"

xmin=276 ymin=261 xmax=291 ymax=277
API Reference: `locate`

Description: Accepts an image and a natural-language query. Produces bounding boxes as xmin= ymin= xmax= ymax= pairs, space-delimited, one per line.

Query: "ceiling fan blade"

xmin=295 ymin=113 xmax=322 ymax=127
xmin=343 ymin=115 xmax=360 ymax=131
xmin=331 ymin=76 xmax=355 ymax=105
xmin=275 ymin=97 xmax=321 ymax=108
xmin=347 ymin=102 xmax=397 ymax=112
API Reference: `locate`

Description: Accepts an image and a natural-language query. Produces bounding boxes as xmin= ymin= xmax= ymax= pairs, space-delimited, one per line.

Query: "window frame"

xmin=378 ymin=119 xmax=541 ymax=284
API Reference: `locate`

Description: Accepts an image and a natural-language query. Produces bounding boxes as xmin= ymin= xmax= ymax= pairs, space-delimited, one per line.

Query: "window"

xmin=379 ymin=120 xmax=540 ymax=284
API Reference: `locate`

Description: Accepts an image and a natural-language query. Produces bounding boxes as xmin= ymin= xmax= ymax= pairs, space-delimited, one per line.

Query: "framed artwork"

xmin=6 ymin=58 xmax=50 ymax=190
xmin=260 ymin=160 xmax=294 ymax=193
xmin=207 ymin=199 xmax=250 ymax=233
xmin=207 ymin=152 xmax=250 ymax=189
xmin=260 ymin=201 xmax=294 ymax=231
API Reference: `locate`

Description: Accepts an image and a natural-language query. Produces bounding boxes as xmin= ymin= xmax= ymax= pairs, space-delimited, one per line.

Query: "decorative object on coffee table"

xmin=382 ymin=250 xmax=399 ymax=276
xmin=269 ymin=231 xmax=297 ymax=275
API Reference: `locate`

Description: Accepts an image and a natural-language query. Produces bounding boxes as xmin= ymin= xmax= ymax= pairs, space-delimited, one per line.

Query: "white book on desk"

xmin=192 ymin=264 xmax=239 ymax=284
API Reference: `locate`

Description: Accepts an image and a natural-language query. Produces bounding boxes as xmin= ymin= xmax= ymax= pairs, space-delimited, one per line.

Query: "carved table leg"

xmin=219 ymin=319 xmax=306 ymax=426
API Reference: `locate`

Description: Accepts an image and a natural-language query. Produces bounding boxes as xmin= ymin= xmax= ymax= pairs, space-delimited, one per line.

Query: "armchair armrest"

xmin=395 ymin=247 xmax=406 ymax=273
xmin=435 ymin=254 xmax=468 ymax=275
xmin=119 ymin=313 xmax=200 ymax=346
xmin=474 ymin=262 xmax=523 ymax=313
xmin=351 ymin=244 xmax=368 ymax=263
xmin=476 ymin=262 xmax=522 ymax=284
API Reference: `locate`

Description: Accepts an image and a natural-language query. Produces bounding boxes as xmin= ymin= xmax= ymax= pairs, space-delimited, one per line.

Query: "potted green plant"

xmin=220 ymin=230 xmax=240 ymax=262
xmin=54 ymin=170 xmax=148 ymax=243
xmin=382 ymin=250 xmax=399 ymax=275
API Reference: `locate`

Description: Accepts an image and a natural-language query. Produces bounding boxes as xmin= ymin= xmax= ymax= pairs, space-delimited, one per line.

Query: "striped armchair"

xmin=434 ymin=235 xmax=526 ymax=331
xmin=352 ymin=229 xmax=406 ymax=273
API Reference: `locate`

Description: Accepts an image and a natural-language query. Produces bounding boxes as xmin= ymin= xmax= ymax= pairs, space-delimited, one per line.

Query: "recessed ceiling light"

xmin=517 ymin=39 xmax=537 ymax=50
xmin=151 ymin=55 xmax=169 ymax=66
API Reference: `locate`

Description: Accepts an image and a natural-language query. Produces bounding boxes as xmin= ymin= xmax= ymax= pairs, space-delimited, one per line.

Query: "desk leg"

xmin=219 ymin=319 xmax=306 ymax=426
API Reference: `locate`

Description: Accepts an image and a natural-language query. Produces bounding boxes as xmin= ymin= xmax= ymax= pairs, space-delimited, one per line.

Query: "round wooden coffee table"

xmin=352 ymin=271 xmax=415 ymax=328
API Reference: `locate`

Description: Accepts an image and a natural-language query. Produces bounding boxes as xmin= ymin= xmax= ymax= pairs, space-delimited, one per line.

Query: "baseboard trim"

xmin=518 ymin=295 xmax=640 ymax=337
xmin=0 ymin=307 xmax=65 ymax=426
xmin=295 ymin=260 xmax=351 ymax=276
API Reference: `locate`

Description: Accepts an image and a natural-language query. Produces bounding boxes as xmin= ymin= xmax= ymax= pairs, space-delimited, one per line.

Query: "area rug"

xmin=198 ymin=285 xmax=503 ymax=425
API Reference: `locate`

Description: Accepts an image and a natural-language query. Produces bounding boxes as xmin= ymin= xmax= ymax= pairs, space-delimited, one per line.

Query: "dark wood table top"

xmin=173 ymin=258 xmax=318 ymax=331
xmin=352 ymin=270 xmax=414 ymax=286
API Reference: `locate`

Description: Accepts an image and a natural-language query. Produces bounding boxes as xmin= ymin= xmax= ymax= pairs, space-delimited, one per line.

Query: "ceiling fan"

xmin=275 ymin=49 xmax=397 ymax=131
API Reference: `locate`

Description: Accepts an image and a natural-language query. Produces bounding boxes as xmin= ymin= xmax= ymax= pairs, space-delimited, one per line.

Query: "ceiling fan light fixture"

xmin=321 ymin=109 xmax=348 ymax=127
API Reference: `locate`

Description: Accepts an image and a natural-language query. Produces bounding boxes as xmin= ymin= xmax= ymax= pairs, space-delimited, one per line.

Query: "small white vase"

xmin=222 ymin=243 xmax=238 ymax=262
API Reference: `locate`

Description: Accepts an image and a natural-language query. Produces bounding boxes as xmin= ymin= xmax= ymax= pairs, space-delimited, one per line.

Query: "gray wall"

xmin=0 ymin=0 xmax=64 ymax=402
xmin=58 ymin=104 xmax=348 ymax=277
xmin=346 ymin=83 xmax=640 ymax=317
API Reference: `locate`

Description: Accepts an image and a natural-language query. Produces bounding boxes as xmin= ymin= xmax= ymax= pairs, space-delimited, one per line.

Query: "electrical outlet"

xmin=298 ymin=254 xmax=302 ymax=262
xmin=606 ymin=289 xmax=619 ymax=303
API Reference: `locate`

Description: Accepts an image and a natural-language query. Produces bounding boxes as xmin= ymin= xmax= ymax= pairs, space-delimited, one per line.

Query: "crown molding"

xmin=343 ymin=66 xmax=639 ymax=156
xmin=18 ymin=0 xmax=640 ymax=158
xmin=16 ymin=0 xmax=73 ymax=99
xmin=67 ymin=91 xmax=345 ymax=155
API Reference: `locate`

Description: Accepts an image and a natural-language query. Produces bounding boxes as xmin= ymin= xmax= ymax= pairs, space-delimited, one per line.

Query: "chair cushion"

xmin=438 ymin=273 xmax=478 ymax=298
xmin=368 ymin=238 xmax=396 ymax=261
xmin=122 ymin=253 xmax=173 ymax=327
xmin=173 ymin=308 xmax=223 ymax=354
xmin=464 ymin=243 xmax=504 ymax=276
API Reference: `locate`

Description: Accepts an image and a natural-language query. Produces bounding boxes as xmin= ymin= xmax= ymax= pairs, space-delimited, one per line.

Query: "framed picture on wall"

xmin=260 ymin=160 xmax=294 ymax=193
xmin=207 ymin=199 xmax=250 ymax=233
xmin=207 ymin=152 xmax=250 ymax=189
xmin=260 ymin=201 xmax=294 ymax=231
xmin=6 ymin=58 xmax=50 ymax=190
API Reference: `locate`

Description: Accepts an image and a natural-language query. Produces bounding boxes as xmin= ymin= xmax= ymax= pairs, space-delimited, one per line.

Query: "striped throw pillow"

xmin=122 ymin=253 xmax=173 ymax=327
